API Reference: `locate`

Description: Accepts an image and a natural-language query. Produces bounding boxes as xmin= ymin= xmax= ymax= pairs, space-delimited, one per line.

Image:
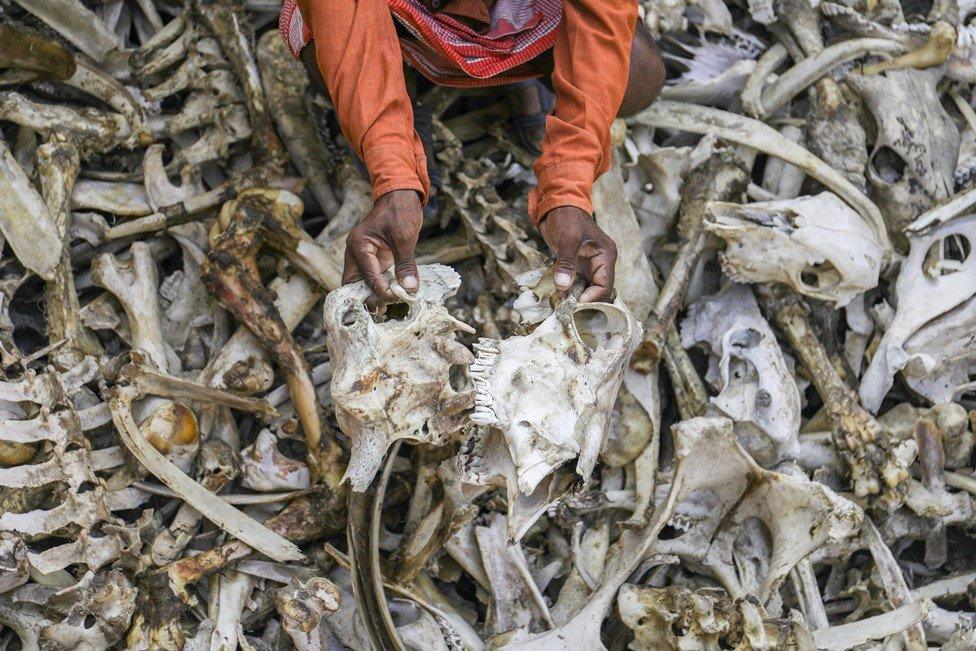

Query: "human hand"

xmin=342 ymin=189 xmax=423 ymax=305
xmin=538 ymin=206 xmax=618 ymax=303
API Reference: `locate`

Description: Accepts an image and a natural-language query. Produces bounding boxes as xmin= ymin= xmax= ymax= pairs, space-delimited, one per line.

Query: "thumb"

xmin=552 ymin=240 xmax=580 ymax=291
xmin=391 ymin=237 xmax=420 ymax=294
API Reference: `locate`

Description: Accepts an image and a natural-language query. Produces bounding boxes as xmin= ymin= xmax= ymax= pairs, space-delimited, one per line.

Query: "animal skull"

xmin=860 ymin=215 xmax=976 ymax=411
xmin=681 ymin=283 xmax=802 ymax=467
xmin=706 ymin=192 xmax=884 ymax=307
xmin=848 ymin=68 xmax=959 ymax=235
xmin=459 ymin=298 xmax=641 ymax=538
xmin=324 ymin=264 xmax=475 ymax=491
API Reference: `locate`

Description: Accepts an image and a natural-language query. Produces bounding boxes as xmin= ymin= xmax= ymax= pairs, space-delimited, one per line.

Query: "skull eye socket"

xmin=924 ymin=233 xmax=972 ymax=277
xmin=340 ymin=307 xmax=358 ymax=327
xmin=448 ymin=364 xmax=467 ymax=392
xmin=383 ymin=302 xmax=410 ymax=321
xmin=727 ymin=327 xmax=761 ymax=351
xmin=799 ymin=261 xmax=842 ymax=291
xmin=870 ymin=146 xmax=906 ymax=184
xmin=572 ymin=308 xmax=621 ymax=352
xmin=732 ymin=516 xmax=773 ymax=578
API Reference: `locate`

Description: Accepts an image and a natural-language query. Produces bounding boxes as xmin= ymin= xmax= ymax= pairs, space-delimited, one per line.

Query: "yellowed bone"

xmin=861 ymin=22 xmax=956 ymax=75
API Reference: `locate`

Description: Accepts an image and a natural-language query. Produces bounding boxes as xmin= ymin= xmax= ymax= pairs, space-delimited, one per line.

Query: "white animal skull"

xmin=681 ymin=283 xmax=802 ymax=467
xmin=861 ymin=215 xmax=976 ymax=411
xmin=706 ymin=192 xmax=884 ymax=307
xmin=848 ymin=69 xmax=959 ymax=235
xmin=324 ymin=264 xmax=475 ymax=491
xmin=459 ymin=298 xmax=641 ymax=539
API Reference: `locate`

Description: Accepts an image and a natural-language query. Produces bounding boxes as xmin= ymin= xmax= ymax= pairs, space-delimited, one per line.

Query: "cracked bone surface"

xmin=2 ymin=0 xmax=976 ymax=647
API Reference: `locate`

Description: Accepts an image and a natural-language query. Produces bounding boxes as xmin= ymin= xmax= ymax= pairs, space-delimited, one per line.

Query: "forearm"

xmin=528 ymin=0 xmax=637 ymax=225
xmin=299 ymin=0 xmax=429 ymax=201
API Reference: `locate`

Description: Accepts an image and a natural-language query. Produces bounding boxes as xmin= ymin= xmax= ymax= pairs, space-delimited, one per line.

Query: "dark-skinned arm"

xmin=299 ymin=0 xmax=427 ymax=301
xmin=530 ymin=0 xmax=638 ymax=302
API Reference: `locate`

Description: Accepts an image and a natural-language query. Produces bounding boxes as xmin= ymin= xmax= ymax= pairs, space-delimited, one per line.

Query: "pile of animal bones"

xmin=3 ymin=0 xmax=976 ymax=648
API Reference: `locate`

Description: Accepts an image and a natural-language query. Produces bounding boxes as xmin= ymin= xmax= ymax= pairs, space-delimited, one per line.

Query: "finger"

xmin=579 ymin=251 xmax=616 ymax=303
xmin=552 ymin=239 xmax=581 ymax=293
xmin=366 ymin=297 xmax=386 ymax=315
xmin=349 ymin=238 xmax=396 ymax=303
xmin=391 ymin=236 xmax=420 ymax=294
xmin=342 ymin=246 xmax=361 ymax=285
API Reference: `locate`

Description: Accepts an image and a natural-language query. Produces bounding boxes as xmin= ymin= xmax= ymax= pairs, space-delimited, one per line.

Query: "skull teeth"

xmin=469 ymin=338 xmax=500 ymax=427
xmin=457 ymin=426 xmax=489 ymax=480
xmin=473 ymin=337 xmax=500 ymax=355
xmin=471 ymin=407 xmax=497 ymax=425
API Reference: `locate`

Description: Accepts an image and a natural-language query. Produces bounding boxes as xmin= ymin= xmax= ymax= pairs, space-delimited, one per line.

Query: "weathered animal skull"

xmin=848 ymin=68 xmax=959 ymax=235
xmin=681 ymin=283 xmax=802 ymax=467
xmin=860 ymin=215 xmax=976 ymax=411
xmin=653 ymin=418 xmax=863 ymax=606
xmin=324 ymin=264 xmax=475 ymax=491
xmin=706 ymin=192 xmax=884 ymax=307
xmin=459 ymin=298 xmax=641 ymax=538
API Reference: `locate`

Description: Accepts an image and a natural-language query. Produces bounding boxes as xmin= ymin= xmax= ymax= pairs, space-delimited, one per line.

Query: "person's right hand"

xmin=342 ymin=189 xmax=423 ymax=306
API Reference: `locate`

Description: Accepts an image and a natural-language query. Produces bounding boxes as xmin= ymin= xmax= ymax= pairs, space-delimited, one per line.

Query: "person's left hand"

xmin=538 ymin=206 xmax=617 ymax=303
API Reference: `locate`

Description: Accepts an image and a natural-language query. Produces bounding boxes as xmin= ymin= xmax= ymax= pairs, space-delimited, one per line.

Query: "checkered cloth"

xmin=279 ymin=0 xmax=562 ymax=87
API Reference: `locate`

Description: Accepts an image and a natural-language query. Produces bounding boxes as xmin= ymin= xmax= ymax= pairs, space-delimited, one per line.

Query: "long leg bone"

xmin=756 ymin=284 xmax=909 ymax=506
xmin=10 ymin=0 xmax=124 ymax=67
xmin=0 ymin=137 xmax=62 ymax=280
xmin=202 ymin=189 xmax=342 ymax=485
xmin=36 ymin=137 xmax=102 ymax=368
xmin=195 ymin=0 xmax=287 ymax=169
xmin=631 ymin=150 xmax=749 ymax=370
xmin=256 ymin=30 xmax=340 ymax=215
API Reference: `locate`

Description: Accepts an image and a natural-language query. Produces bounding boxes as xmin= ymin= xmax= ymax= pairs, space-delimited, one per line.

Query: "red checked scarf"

xmin=279 ymin=0 xmax=562 ymax=86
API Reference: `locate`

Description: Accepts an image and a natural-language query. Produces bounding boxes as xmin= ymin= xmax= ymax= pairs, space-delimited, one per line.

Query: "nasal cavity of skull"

xmin=799 ymin=260 xmax=842 ymax=290
xmin=728 ymin=328 xmax=761 ymax=352
xmin=924 ymin=233 xmax=972 ymax=278
xmin=572 ymin=308 xmax=618 ymax=352
xmin=871 ymin=146 xmax=906 ymax=183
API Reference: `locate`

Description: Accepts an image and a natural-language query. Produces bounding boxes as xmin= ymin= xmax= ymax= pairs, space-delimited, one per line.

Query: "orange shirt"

xmin=298 ymin=0 xmax=636 ymax=226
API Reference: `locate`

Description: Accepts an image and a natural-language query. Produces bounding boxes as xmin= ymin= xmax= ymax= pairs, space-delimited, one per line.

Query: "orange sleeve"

xmin=300 ymin=0 xmax=429 ymax=202
xmin=527 ymin=0 xmax=637 ymax=225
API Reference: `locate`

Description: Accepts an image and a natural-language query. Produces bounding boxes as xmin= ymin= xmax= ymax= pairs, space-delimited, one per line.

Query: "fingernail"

xmin=554 ymin=272 xmax=572 ymax=288
xmin=401 ymin=275 xmax=418 ymax=290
